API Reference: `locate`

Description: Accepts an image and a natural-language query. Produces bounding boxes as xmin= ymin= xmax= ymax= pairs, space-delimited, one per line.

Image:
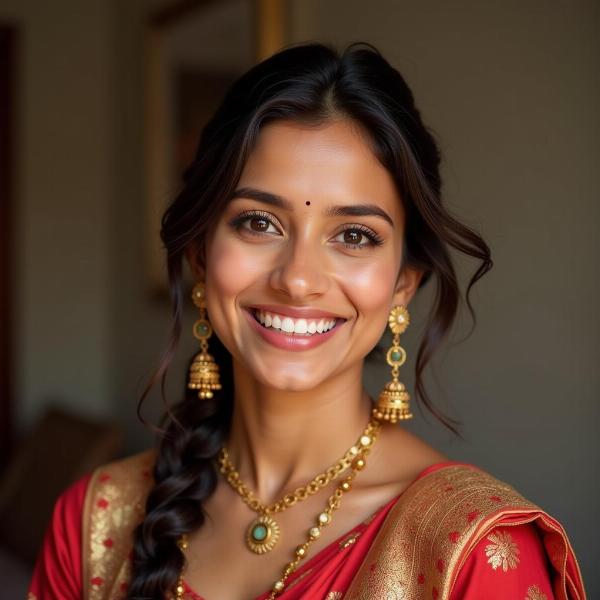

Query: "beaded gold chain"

xmin=173 ymin=417 xmax=382 ymax=599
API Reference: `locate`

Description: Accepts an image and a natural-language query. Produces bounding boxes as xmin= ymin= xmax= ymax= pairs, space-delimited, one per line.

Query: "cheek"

xmin=336 ymin=259 xmax=399 ymax=352
xmin=205 ymin=234 xmax=264 ymax=299
xmin=338 ymin=259 xmax=398 ymax=314
xmin=203 ymin=234 xmax=259 ymax=354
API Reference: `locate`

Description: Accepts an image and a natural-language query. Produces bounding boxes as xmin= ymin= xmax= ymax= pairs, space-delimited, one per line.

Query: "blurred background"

xmin=0 ymin=0 xmax=598 ymax=597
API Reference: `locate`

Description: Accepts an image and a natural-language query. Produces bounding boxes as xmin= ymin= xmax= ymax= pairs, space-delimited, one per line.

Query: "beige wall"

xmin=3 ymin=0 xmax=597 ymax=593
xmin=1 ymin=0 xmax=115 ymax=425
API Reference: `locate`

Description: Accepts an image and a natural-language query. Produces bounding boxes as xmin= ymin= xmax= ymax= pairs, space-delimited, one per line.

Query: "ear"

xmin=391 ymin=265 xmax=424 ymax=308
xmin=185 ymin=242 xmax=206 ymax=281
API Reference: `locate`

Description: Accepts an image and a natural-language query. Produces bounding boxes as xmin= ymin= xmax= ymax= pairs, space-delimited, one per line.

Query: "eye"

xmin=228 ymin=210 xmax=282 ymax=237
xmin=333 ymin=225 xmax=385 ymax=250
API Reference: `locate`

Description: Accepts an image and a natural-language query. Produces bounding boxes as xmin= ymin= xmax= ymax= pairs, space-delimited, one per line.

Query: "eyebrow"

xmin=230 ymin=187 xmax=395 ymax=228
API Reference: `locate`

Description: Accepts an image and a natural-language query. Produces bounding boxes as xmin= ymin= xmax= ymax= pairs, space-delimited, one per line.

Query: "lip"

xmin=246 ymin=304 xmax=346 ymax=320
xmin=243 ymin=307 xmax=345 ymax=352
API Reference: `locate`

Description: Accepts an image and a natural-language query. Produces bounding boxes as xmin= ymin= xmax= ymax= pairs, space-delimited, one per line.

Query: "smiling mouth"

xmin=249 ymin=308 xmax=346 ymax=337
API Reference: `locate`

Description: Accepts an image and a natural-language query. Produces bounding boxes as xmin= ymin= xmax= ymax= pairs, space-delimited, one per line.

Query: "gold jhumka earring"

xmin=372 ymin=305 xmax=413 ymax=422
xmin=187 ymin=282 xmax=222 ymax=399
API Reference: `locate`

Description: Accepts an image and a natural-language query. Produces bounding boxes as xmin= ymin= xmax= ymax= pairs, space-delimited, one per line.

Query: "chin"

xmin=251 ymin=363 xmax=327 ymax=392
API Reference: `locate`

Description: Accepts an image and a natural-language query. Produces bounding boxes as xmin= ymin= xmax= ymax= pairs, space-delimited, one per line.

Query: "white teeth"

xmin=293 ymin=319 xmax=308 ymax=334
xmin=253 ymin=310 xmax=338 ymax=335
xmin=281 ymin=317 xmax=295 ymax=333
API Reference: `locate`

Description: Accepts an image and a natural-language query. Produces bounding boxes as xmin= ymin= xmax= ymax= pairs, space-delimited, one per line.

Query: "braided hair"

xmin=126 ymin=42 xmax=492 ymax=598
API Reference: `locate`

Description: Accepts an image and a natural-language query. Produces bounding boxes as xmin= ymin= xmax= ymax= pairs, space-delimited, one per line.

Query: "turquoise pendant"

xmin=246 ymin=514 xmax=281 ymax=554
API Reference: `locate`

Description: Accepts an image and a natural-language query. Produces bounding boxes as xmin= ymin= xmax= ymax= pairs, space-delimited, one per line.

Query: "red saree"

xmin=28 ymin=450 xmax=586 ymax=600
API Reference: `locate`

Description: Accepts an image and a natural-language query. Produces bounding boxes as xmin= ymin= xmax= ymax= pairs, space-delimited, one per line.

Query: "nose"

xmin=268 ymin=234 xmax=330 ymax=300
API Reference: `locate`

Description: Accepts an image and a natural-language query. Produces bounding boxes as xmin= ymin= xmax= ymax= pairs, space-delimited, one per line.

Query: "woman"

xmin=28 ymin=43 xmax=585 ymax=600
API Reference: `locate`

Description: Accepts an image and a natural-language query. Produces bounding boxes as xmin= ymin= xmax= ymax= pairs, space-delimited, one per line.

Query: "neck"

xmin=224 ymin=358 xmax=375 ymax=502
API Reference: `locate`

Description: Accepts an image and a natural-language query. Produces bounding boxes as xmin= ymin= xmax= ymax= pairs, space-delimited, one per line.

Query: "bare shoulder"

xmin=363 ymin=424 xmax=448 ymax=489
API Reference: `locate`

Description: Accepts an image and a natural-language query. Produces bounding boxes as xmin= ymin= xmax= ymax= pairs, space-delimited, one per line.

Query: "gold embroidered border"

xmin=82 ymin=449 xmax=156 ymax=600
xmin=344 ymin=465 xmax=585 ymax=600
xmin=81 ymin=466 xmax=100 ymax=600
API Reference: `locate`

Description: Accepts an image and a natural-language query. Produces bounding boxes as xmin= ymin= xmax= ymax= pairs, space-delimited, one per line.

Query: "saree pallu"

xmin=28 ymin=450 xmax=586 ymax=600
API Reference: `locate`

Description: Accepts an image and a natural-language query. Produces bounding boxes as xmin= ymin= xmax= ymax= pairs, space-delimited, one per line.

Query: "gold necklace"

xmin=173 ymin=416 xmax=382 ymax=600
xmin=218 ymin=417 xmax=379 ymax=555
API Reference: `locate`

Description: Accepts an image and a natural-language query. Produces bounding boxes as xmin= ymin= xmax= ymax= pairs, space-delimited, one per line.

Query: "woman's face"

xmin=195 ymin=119 xmax=421 ymax=391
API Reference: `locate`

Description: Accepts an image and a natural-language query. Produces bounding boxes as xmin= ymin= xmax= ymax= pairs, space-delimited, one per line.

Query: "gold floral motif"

xmin=525 ymin=584 xmax=548 ymax=600
xmin=388 ymin=305 xmax=409 ymax=334
xmin=485 ymin=529 xmax=520 ymax=572
xmin=27 ymin=594 xmax=38 ymax=600
xmin=325 ymin=593 xmax=343 ymax=599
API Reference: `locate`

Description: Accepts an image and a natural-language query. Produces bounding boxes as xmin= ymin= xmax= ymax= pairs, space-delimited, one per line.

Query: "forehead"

xmin=236 ymin=119 xmax=404 ymax=226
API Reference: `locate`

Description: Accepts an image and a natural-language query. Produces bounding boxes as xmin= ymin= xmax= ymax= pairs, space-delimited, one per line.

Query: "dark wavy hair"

xmin=126 ymin=42 xmax=492 ymax=598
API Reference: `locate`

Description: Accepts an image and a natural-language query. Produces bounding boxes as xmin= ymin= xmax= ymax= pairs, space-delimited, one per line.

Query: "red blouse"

xmin=28 ymin=463 xmax=561 ymax=599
